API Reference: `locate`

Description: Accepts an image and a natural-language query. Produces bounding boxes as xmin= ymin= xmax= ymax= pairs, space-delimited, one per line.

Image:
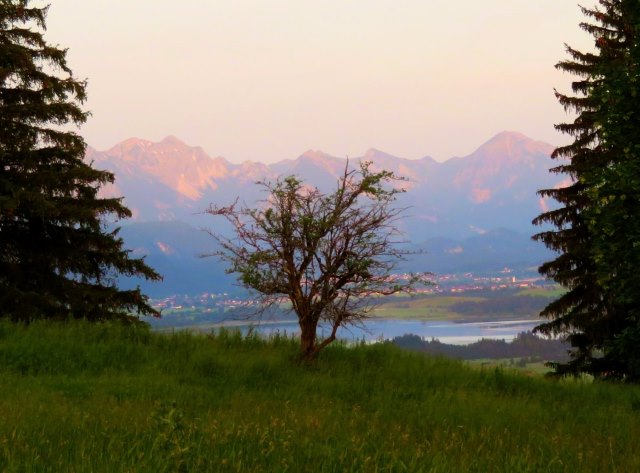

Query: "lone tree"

xmin=0 ymin=1 xmax=161 ymax=322
xmin=533 ymin=0 xmax=640 ymax=380
xmin=207 ymin=162 xmax=425 ymax=360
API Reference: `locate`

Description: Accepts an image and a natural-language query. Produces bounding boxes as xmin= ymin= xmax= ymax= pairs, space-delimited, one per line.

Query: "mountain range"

xmin=88 ymin=131 xmax=564 ymax=296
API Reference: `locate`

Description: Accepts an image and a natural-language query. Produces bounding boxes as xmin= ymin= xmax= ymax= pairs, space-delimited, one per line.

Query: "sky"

xmin=43 ymin=1 xmax=598 ymax=163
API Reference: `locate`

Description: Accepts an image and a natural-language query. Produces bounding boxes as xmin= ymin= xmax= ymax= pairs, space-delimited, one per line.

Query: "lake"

xmin=217 ymin=318 xmax=541 ymax=345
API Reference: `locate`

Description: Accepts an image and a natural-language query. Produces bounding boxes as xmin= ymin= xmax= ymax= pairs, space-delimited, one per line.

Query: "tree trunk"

xmin=299 ymin=319 xmax=318 ymax=361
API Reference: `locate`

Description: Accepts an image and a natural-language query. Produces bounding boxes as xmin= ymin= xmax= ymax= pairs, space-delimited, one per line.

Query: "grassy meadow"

xmin=371 ymin=295 xmax=486 ymax=320
xmin=1 ymin=320 xmax=639 ymax=472
xmin=371 ymin=287 xmax=560 ymax=321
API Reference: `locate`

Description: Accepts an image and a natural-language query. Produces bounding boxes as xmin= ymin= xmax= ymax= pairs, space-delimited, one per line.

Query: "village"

xmin=150 ymin=268 xmax=555 ymax=313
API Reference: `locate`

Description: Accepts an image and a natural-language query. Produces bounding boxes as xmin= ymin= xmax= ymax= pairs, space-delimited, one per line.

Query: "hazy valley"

xmin=89 ymin=131 xmax=564 ymax=296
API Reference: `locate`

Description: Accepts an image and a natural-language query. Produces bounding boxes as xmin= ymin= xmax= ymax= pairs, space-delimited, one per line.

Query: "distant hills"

xmin=89 ymin=131 xmax=564 ymax=296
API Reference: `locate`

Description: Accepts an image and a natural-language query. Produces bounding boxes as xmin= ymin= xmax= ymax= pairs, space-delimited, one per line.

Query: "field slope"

xmin=0 ymin=321 xmax=639 ymax=472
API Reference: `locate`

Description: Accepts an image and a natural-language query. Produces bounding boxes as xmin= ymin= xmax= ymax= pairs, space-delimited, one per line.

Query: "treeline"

xmin=393 ymin=331 xmax=569 ymax=362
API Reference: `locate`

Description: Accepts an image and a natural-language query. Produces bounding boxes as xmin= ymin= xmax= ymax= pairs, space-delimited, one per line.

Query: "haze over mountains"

xmin=88 ymin=131 xmax=564 ymax=296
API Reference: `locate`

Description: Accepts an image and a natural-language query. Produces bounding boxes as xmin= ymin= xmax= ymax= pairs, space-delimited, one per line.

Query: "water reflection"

xmin=229 ymin=318 xmax=541 ymax=345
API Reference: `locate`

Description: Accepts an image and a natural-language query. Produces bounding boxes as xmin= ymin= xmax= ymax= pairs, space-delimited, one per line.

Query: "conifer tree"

xmin=0 ymin=1 xmax=161 ymax=322
xmin=534 ymin=0 xmax=640 ymax=379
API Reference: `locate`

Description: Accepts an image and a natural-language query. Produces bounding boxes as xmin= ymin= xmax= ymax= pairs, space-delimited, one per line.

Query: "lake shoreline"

xmin=155 ymin=317 xmax=543 ymax=346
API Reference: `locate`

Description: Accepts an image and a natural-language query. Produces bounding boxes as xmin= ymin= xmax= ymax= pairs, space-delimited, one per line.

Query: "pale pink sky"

xmin=45 ymin=1 xmax=597 ymax=163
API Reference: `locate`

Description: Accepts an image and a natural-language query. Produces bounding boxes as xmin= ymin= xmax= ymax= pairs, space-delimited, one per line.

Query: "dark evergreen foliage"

xmin=393 ymin=331 xmax=569 ymax=363
xmin=534 ymin=0 xmax=640 ymax=380
xmin=0 ymin=1 xmax=161 ymax=322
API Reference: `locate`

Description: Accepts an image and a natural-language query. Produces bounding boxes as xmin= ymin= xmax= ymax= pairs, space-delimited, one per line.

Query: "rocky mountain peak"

xmin=470 ymin=131 xmax=555 ymax=165
xmin=106 ymin=137 xmax=154 ymax=156
xmin=298 ymin=149 xmax=333 ymax=162
xmin=159 ymin=135 xmax=188 ymax=147
xmin=363 ymin=148 xmax=398 ymax=161
xmin=88 ymin=132 xmax=563 ymax=238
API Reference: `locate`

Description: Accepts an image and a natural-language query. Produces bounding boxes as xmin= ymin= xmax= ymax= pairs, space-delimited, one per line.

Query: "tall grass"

xmin=0 ymin=320 xmax=639 ymax=472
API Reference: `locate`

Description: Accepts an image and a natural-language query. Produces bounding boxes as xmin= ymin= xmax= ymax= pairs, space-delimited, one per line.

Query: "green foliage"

xmin=1 ymin=321 xmax=640 ymax=472
xmin=534 ymin=0 xmax=640 ymax=380
xmin=394 ymin=331 xmax=569 ymax=362
xmin=0 ymin=1 xmax=160 ymax=321
xmin=207 ymin=161 xmax=428 ymax=359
